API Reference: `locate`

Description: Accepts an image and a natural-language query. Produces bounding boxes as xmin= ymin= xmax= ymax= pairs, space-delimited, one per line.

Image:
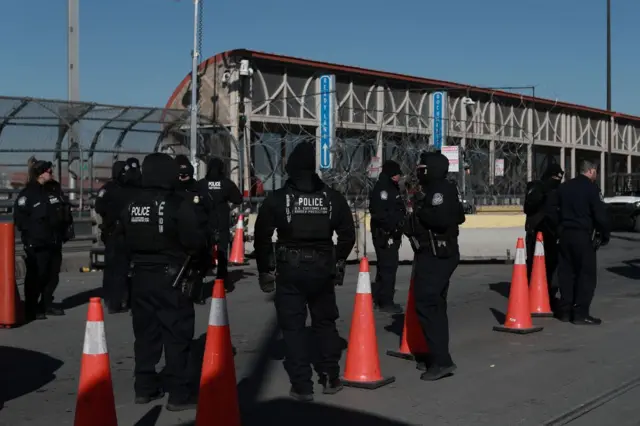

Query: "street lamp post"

xmin=606 ymin=0 xmax=612 ymax=195
xmin=189 ymin=0 xmax=200 ymax=178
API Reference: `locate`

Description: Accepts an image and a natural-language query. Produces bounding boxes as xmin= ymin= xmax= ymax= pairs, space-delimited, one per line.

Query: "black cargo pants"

xmin=103 ymin=234 xmax=130 ymax=311
xmin=275 ymin=249 xmax=342 ymax=394
xmin=371 ymin=231 xmax=401 ymax=307
xmin=413 ymin=250 xmax=460 ymax=368
xmin=24 ymin=244 xmax=62 ymax=318
xmin=557 ymin=229 xmax=598 ymax=319
xmin=130 ymin=265 xmax=195 ymax=403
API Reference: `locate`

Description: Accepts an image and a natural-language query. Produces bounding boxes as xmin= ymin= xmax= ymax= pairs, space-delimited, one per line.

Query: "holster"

xmin=428 ymin=230 xmax=457 ymax=259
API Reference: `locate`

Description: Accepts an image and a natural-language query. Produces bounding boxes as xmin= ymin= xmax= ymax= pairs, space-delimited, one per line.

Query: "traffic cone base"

xmin=341 ymin=258 xmax=395 ymax=390
xmin=493 ymin=238 xmax=543 ymax=335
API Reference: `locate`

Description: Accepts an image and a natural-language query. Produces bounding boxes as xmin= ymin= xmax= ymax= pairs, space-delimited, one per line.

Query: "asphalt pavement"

xmin=2 ymin=233 xmax=640 ymax=426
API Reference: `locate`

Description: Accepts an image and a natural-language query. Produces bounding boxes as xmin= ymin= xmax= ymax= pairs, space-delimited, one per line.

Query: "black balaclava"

xmin=175 ymin=155 xmax=194 ymax=179
xmin=541 ymin=163 xmax=564 ymax=189
xmin=111 ymin=161 xmax=126 ymax=181
xmin=381 ymin=160 xmax=402 ymax=187
xmin=285 ymin=142 xmax=316 ymax=178
xmin=417 ymin=151 xmax=449 ymax=186
xmin=141 ymin=153 xmax=178 ymax=190
xmin=206 ymin=158 xmax=225 ymax=180
xmin=123 ymin=157 xmax=142 ymax=186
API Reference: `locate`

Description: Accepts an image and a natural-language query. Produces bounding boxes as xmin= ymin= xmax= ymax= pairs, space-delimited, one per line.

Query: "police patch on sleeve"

xmin=17 ymin=196 xmax=26 ymax=206
xmin=432 ymin=193 xmax=444 ymax=206
xmin=380 ymin=190 xmax=388 ymax=200
xmin=98 ymin=189 xmax=106 ymax=198
xmin=193 ymin=195 xmax=200 ymax=204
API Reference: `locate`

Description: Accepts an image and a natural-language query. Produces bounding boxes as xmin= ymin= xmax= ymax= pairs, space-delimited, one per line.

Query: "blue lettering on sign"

xmin=433 ymin=91 xmax=444 ymax=149
xmin=319 ymin=75 xmax=332 ymax=169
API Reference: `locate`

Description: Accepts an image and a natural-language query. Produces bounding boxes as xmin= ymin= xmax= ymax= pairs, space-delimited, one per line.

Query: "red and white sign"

xmin=441 ymin=146 xmax=459 ymax=172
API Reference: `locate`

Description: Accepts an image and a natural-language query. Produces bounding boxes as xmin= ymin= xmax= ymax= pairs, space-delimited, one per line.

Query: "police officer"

xmin=123 ymin=157 xmax=142 ymax=187
xmin=119 ymin=153 xmax=206 ymax=411
xmin=405 ymin=151 xmax=465 ymax=381
xmin=254 ymin=142 xmax=356 ymax=401
xmin=14 ymin=161 xmax=73 ymax=320
xmin=95 ymin=160 xmax=131 ymax=313
xmin=197 ymin=157 xmax=243 ymax=281
xmin=369 ymin=160 xmax=406 ymax=313
xmin=554 ymin=160 xmax=610 ymax=325
xmin=524 ymin=163 xmax=564 ymax=301
xmin=174 ymin=154 xmax=214 ymax=304
xmin=118 ymin=157 xmax=142 ymax=308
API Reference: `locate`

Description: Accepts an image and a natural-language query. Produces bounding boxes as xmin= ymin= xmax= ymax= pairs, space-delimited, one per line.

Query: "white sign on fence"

xmin=495 ymin=158 xmax=505 ymax=177
xmin=368 ymin=156 xmax=382 ymax=178
xmin=441 ymin=146 xmax=459 ymax=172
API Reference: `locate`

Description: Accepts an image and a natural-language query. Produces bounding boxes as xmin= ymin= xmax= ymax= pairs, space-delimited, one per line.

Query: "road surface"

xmin=2 ymin=232 xmax=640 ymax=425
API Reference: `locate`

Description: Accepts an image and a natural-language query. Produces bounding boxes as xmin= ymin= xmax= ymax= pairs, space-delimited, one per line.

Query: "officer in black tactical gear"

xmin=197 ymin=157 xmax=243 ymax=281
xmin=95 ymin=160 xmax=132 ymax=313
xmin=119 ymin=153 xmax=207 ymax=411
xmin=369 ymin=160 xmax=406 ymax=314
xmin=254 ymin=142 xmax=356 ymax=402
xmin=554 ymin=160 xmax=610 ymax=325
xmin=14 ymin=160 xmax=74 ymax=320
xmin=524 ymin=163 xmax=564 ymax=300
xmin=174 ymin=154 xmax=214 ymax=304
xmin=123 ymin=157 xmax=142 ymax=187
xmin=405 ymin=150 xmax=465 ymax=381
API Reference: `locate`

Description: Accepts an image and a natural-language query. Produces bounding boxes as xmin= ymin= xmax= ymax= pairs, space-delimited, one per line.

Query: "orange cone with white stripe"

xmin=530 ymin=232 xmax=553 ymax=317
xmin=74 ymin=297 xmax=118 ymax=426
xmin=228 ymin=215 xmax=245 ymax=265
xmin=342 ymin=257 xmax=395 ymax=389
xmin=195 ymin=279 xmax=241 ymax=426
xmin=493 ymin=238 xmax=543 ymax=334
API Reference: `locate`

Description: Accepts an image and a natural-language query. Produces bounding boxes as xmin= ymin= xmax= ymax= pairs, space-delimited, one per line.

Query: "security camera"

xmin=462 ymin=97 xmax=475 ymax=106
xmin=239 ymin=59 xmax=253 ymax=77
xmin=221 ymin=71 xmax=231 ymax=83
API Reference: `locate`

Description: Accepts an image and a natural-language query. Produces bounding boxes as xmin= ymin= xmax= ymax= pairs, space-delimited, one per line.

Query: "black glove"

xmin=259 ymin=272 xmax=275 ymax=293
xmin=600 ymin=234 xmax=610 ymax=247
xmin=333 ymin=260 xmax=346 ymax=287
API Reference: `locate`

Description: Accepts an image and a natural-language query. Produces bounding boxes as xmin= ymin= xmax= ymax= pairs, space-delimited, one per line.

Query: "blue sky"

xmin=1 ymin=0 xmax=639 ymax=115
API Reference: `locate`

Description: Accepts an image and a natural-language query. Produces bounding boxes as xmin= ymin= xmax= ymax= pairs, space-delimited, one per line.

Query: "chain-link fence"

xmin=247 ymin=104 xmax=532 ymax=211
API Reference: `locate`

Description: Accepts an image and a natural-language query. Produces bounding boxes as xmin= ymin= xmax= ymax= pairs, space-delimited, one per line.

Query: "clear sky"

xmin=1 ymin=0 xmax=639 ymax=115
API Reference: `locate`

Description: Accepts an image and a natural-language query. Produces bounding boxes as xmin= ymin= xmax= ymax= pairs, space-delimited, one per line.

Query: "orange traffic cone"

xmin=386 ymin=278 xmax=429 ymax=360
xmin=493 ymin=238 xmax=543 ymax=334
xmin=342 ymin=258 xmax=395 ymax=389
xmin=228 ymin=215 xmax=245 ymax=266
xmin=0 ymin=223 xmax=20 ymax=327
xmin=74 ymin=297 xmax=118 ymax=426
xmin=195 ymin=279 xmax=241 ymax=426
xmin=530 ymin=232 xmax=553 ymax=317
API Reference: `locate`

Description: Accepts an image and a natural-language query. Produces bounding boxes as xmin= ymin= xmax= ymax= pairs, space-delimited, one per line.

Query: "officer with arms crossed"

xmin=369 ymin=160 xmax=407 ymax=314
xmin=119 ymin=153 xmax=207 ymax=411
xmin=405 ymin=151 xmax=465 ymax=381
xmin=14 ymin=160 xmax=74 ymax=320
xmin=95 ymin=160 xmax=131 ymax=313
xmin=254 ymin=142 xmax=356 ymax=402
xmin=174 ymin=154 xmax=214 ymax=304
xmin=524 ymin=164 xmax=564 ymax=303
xmin=553 ymin=160 xmax=610 ymax=325
xmin=197 ymin=157 xmax=243 ymax=283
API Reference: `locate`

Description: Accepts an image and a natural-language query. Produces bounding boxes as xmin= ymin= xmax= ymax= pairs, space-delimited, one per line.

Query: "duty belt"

xmin=275 ymin=247 xmax=330 ymax=265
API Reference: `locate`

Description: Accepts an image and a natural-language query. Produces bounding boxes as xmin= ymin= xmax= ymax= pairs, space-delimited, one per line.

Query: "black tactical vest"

xmin=124 ymin=192 xmax=177 ymax=255
xmin=285 ymin=187 xmax=332 ymax=244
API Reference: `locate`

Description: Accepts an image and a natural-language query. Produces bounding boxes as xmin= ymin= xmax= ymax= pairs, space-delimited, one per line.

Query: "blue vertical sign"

xmin=432 ymin=91 xmax=447 ymax=150
xmin=319 ymin=75 xmax=333 ymax=169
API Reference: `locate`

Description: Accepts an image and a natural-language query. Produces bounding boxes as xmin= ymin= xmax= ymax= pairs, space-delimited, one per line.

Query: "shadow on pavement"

xmin=384 ymin=313 xmax=404 ymax=337
xmin=199 ymin=269 xmax=256 ymax=299
xmin=488 ymin=282 xmax=511 ymax=298
xmin=177 ymin=398 xmax=414 ymax=426
xmin=0 ymin=346 xmax=64 ymax=408
xmin=607 ymin=259 xmax=640 ymax=280
xmin=132 ymin=405 xmax=162 ymax=426
xmin=60 ymin=287 xmax=102 ymax=310
xmin=490 ymin=307 xmax=506 ymax=325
